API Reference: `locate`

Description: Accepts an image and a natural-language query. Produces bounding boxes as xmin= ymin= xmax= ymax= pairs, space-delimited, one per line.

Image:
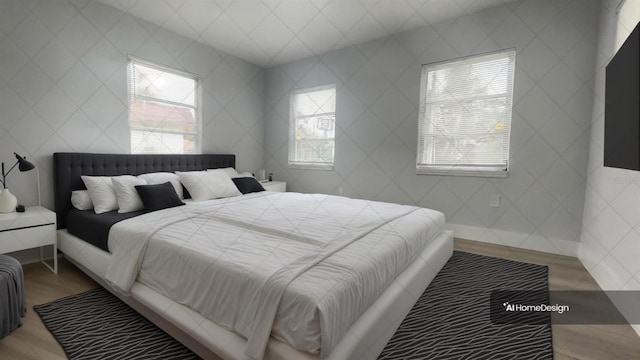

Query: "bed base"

xmin=63 ymin=256 xmax=224 ymax=359
xmin=58 ymin=229 xmax=452 ymax=360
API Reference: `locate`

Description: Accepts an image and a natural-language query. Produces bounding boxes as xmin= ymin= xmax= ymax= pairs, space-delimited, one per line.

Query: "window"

xmin=417 ymin=49 xmax=515 ymax=177
xmin=289 ymin=85 xmax=336 ymax=169
xmin=128 ymin=58 xmax=201 ymax=154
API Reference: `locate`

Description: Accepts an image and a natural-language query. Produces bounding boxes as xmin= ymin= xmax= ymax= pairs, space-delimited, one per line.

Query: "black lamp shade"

xmin=15 ymin=153 xmax=34 ymax=172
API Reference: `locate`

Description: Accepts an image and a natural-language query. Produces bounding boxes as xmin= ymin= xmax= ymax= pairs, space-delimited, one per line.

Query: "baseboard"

xmin=578 ymin=245 xmax=640 ymax=338
xmin=445 ymin=223 xmax=579 ymax=257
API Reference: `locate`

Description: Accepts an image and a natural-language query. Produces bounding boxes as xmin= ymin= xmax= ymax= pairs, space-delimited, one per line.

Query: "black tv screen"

xmin=605 ymin=21 xmax=640 ymax=171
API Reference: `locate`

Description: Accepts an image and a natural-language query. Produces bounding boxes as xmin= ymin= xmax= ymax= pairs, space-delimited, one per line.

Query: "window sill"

xmin=416 ymin=167 xmax=508 ymax=178
xmin=289 ymin=163 xmax=334 ymax=171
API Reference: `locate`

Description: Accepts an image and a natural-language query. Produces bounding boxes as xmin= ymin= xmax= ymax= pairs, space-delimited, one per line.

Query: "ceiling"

xmin=98 ymin=0 xmax=514 ymax=67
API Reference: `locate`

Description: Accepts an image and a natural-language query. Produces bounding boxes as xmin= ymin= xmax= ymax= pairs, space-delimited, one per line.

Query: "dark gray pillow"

xmin=232 ymin=177 xmax=265 ymax=194
xmin=135 ymin=182 xmax=185 ymax=211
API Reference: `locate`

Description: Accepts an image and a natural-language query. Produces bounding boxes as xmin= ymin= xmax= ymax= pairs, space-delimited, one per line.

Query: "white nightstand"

xmin=0 ymin=206 xmax=57 ymax=274
xmin=262 ymin=181 xmax=287 ymax=192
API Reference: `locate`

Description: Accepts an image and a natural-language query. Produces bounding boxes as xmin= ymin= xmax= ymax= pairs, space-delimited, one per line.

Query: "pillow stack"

xmin=76 ymin=167 xmax=253 ymax=214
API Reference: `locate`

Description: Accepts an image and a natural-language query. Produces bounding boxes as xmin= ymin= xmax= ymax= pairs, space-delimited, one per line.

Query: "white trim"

xmin=416 ymin=48 xmax=516 ymax=178
xmin=289 ymin=84 xmax=337 ymax=168
xmin=288 ymin=163 xmax=335 ymax=171
xmin=127 ymin=56 xmax=202 ymax=154
xmin=130 ymin=127 xmax=199 ymax=136
xmin=133 ymin=94 xmax=198 ymax=110
xmin=445 ymin=223 xmax=579 ymax=257
xmin=417 ymin=166 xmax=508 ymax=178
xmin=127 ymin=55 xmax=202 ymax=81
xmin=195 ymin=76 xmax=203 ymax=154
xmin=289 ymin=83 xmax=337 ymax=97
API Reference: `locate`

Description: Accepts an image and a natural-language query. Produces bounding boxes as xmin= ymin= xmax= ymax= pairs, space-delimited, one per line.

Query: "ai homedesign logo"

xmin=491 ymin=290 xmax=556 ymax=324
xmin=502 ymin=301 xmax=570 ymax=314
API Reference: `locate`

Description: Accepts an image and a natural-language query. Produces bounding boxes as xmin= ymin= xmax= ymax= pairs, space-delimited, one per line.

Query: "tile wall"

xmin=264 ymin=0 xmax=601 ymax=256
xmin=580 ymin=0 xmax=640 ymax=335
xmin=0 ymin=0 xmax=265 ymax=209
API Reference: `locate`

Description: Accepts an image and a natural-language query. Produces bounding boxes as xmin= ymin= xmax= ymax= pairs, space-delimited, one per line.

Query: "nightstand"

xmin=0 ymin=206 xmax=57 ymax=274
xmin=262 ymin=181 xmax=286 ymax=192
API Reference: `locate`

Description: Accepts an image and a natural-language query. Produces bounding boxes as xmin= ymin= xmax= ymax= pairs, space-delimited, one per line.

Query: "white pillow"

xmin=176 ymin=170 xmax=241 ymax=201
xmin=236 ymin=171 xmax=254 ymax=178
xmin=71 ymin=190 xmax=93 ymax=210
xmin=112 ymin=175 xmax=147 ymax=213
xmin=81 ymin=176 xmax=118 ymax=214
xmin=209 ymin=167 xmax=238 ymax=178
xmin=137 ymin=172 xmax=184 ymax=199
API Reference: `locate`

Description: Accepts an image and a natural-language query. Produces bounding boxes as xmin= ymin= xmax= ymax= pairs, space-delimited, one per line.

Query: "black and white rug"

xmin=33 ymin=287 xmax=200 ymax=360
xmin=379 ymin=251 xmax=552 ymax=359
xmin=34 ymin=251 xmax=551 ymax=360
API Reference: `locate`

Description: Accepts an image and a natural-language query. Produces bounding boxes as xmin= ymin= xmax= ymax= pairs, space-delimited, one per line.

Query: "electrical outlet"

xmin=490 ymin=194 xmax=501 ymax=208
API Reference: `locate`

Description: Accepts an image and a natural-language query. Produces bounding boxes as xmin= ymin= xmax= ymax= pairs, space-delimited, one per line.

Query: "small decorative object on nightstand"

xmin=262 ymin=181 xmax=286 ymax=192
xmin=0 ymin=206 xmax=57 ymax=274
xmin=0 ymin=153 xmax=40 ymax=213
xmin=0 ymin=189 xmax=17 ymax=214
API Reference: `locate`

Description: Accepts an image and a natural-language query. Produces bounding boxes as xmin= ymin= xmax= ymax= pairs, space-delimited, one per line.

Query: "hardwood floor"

xmin=1 ymin=239 xmax=639 ymax=359
xmin=455 ymin=239 xmax=640 ymax=360
xmin=0 ymin=258 xmax=97 ymax=359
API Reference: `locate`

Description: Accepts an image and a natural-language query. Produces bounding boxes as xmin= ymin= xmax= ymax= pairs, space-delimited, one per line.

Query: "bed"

xmin=53 ymin=152 xmax=453 ymax=360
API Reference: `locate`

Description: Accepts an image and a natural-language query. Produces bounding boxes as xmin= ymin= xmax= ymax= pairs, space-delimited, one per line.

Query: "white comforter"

xmin=105 ymin=192 xmax=445 ymax=359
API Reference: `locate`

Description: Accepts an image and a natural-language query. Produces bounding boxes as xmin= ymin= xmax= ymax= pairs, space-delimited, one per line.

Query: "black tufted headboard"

xmin=53 ymin=152 xmax=235 ymax=229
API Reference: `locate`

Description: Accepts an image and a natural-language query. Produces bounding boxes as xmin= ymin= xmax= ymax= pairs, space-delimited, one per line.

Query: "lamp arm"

xmin=2 ymin=160 xmax=20 ymax=188
xmin=36 ymin=167 xmax=41 ymax=207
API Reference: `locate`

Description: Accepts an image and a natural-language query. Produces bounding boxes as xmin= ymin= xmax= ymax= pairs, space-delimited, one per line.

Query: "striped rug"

xmin=379 ymin=251 xmax=552 ymax=359
xmin=34 ymin=252 xmax=550 ymax=360
xmin=33 ymin=288 xmax=199 ymax=360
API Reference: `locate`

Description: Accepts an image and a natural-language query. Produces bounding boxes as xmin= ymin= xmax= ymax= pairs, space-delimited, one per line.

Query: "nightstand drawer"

xmin=0 ymin=224 xmax=56 ymax=254
xmin=262 ymin=181 xmax=286 ymax=192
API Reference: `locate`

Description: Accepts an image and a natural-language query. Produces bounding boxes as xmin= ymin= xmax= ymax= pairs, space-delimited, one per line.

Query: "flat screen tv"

xmin=605 ymin=21 xmax=640 ymax=171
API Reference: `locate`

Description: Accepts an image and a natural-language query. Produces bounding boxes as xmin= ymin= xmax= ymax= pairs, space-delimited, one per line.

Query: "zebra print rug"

xmin=33 ymin=288 xmax=199 ymax=360
xmin=379 ymin=251 xmax=552 ymax=359
xmin=34 ymin=252 xmax=550 ymax=360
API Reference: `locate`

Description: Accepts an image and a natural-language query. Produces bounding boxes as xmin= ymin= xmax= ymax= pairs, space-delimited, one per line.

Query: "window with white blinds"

xmin=128 ymin=58 xmax=201 ymax=154
xmin=417 ymin=49 xmax=515 ymax=177
xmin=289 ymin=85 xmax=336 ymax=170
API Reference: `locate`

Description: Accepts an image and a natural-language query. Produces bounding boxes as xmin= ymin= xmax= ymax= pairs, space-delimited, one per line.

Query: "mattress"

xmin=104 ymin=192 xmax=445 ymax=359
xmin=58 ymin=228 xmax=453 ymax=360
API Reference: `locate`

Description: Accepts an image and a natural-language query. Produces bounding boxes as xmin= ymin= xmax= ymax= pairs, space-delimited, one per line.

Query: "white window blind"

xmin=289 ymin=85 xmax=336 ymax=169
xmin=128 ymin=58 xmax=201 ymax=154
xmin=417 ymin=49 xmax=515 ymax=177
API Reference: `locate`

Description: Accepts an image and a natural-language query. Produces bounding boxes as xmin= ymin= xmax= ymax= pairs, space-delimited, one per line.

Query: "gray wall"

xmin=264 ymin=0 xmax=601 ymax=256
xmin=0 ymin=0 xmax=265 ymax=211
xmin=579 ymin=0 xmax=640 ymax=336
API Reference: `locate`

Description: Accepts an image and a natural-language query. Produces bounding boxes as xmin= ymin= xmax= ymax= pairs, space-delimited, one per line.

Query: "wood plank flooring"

xmin=0 ymin=258 xmax=96 ymax=359
xmin=0 ymin=239 xmax=638 ymax=359
xmin=454 ymin=239 xmax=640 ymax=360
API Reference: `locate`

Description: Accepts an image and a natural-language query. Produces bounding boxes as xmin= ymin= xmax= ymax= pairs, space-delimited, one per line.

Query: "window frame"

xmin=127 ymin=56 xmax=202 ymax=155
xmin=288 ymin=84 xmax=337 ymax=171
xmin=416 ymin=49 xmax=516 ymax=178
